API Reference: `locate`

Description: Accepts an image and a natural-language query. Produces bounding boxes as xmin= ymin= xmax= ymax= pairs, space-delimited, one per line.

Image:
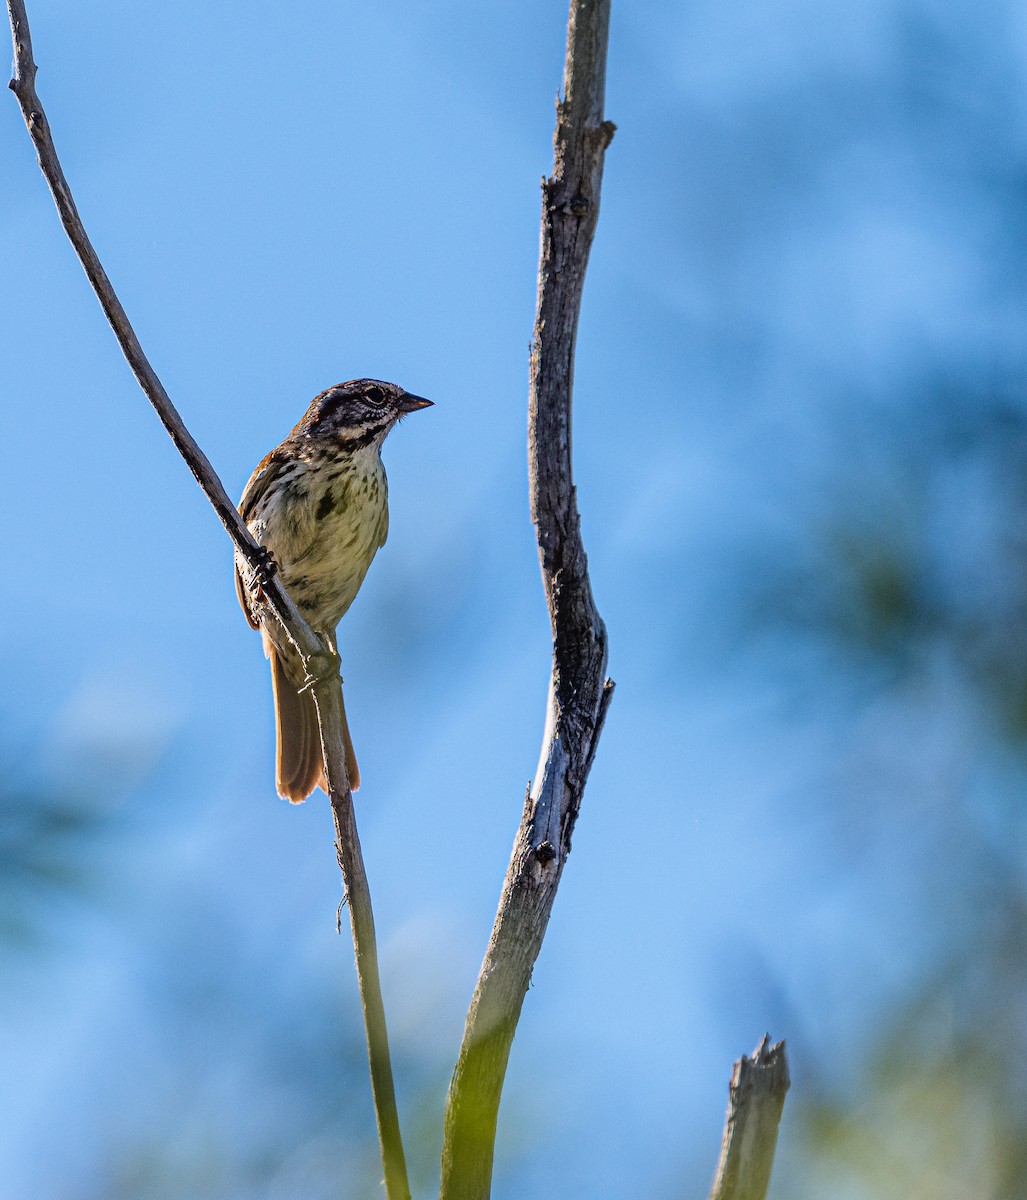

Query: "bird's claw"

xmin=250 ymin=546 xmax=278 ymax=588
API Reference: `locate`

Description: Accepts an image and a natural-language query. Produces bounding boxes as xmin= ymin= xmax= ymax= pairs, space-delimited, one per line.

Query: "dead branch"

xmin=438 ymin=2 xmax=615 ymax=1197
xmin=708 ymin=1036 xmax=790 ymax=1200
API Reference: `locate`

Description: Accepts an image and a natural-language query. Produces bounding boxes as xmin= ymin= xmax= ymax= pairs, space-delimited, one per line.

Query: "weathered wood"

xmin=438 ymin=2 xmax=615 ymax=1197
xmin=708 ymin=1036 xmax=790 ymax=1200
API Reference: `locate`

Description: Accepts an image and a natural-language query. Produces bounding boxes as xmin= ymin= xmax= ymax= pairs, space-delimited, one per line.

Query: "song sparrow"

xmin=235 ymin=379 xmax=432 ymax=802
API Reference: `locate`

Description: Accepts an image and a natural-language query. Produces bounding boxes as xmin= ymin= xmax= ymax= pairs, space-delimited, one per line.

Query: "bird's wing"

xmin=238 ymin=447 xmax=291 ymax=522
xmin=235 ymin=447 xmax=294 ymax=630
xmin=235 ymin=558 xmax=259 ymax=629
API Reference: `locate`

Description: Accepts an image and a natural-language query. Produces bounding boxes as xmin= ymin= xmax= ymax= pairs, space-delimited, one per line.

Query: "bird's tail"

xmin=271 ymin=648 xmax=360 ymax=801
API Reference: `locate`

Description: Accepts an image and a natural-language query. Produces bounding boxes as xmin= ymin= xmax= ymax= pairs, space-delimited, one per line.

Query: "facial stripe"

xmin=338 ymin=421 xmax=390 ymax=450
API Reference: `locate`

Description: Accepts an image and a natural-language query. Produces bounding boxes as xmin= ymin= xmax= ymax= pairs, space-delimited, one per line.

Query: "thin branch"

xmin=5 ymin=6 xmax=410 ymax=1197
xmin=329 ymin=779 xmax=409 ymax=1200
xmin=708 ymin=1036 xmax=790 ymax=1200
xmin=438 ymin=2 xmax=615 ymax=1197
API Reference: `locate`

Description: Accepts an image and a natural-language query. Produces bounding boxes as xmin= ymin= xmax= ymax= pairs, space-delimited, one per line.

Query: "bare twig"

xmin=5 ymin=5 xmax=410 ymax=1197
xmin=708 ymin=1036 xmax=790 ymax=1200
xmin=438 ymin=2 xmax=615 ymax=1196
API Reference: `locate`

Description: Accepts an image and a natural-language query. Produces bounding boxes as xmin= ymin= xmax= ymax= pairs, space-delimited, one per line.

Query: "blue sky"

xmin=4 ymin=2 xmax=1027 ymax=1197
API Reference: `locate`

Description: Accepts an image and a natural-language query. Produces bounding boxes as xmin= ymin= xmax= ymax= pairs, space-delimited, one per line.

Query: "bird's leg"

xmin=298 ymin=634 xmax=342 ymax=695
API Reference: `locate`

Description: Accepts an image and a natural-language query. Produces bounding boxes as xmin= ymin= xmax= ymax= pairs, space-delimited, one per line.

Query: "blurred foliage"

xmin=797 ymin=880 xmax=1027 ymax=1199
xmin=0 ymin=772 xmax=110 ymax=953
xmin=756 ymin=381 xmax=1027 ymax=1200
xmin=99 ymin=988 xmax=453 ymax=1200
xmin=89 ymin=953 xmax=462 ymax=1200
xmin=762 ymin=378 xmax=1027 ymax=712
xmin=0 ymin=725 xmax=524 ymax=1200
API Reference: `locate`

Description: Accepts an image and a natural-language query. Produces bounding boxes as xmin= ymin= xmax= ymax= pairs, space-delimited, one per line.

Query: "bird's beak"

xmin=397 ymin=392 xmax=434 ymax=414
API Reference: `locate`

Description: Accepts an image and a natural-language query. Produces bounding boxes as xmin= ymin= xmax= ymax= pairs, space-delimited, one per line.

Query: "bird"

xmin=235 ymin=378 xmax=432 ymax=802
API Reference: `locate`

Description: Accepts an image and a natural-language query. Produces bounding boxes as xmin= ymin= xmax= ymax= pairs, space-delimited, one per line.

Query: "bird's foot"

xmin=250 ymin=545 xmax=278 ymax=589
xmin=298 ymin=637 xmax=342 ymax=695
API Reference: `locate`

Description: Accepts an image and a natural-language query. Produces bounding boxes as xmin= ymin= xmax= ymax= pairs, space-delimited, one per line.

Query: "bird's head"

xmin=301 ymin=379 xmax=433 ymax=448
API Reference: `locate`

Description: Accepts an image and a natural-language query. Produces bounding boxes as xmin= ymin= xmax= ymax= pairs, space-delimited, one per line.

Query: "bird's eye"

xmin=364 ymin=386 xmax=386 ymax=408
